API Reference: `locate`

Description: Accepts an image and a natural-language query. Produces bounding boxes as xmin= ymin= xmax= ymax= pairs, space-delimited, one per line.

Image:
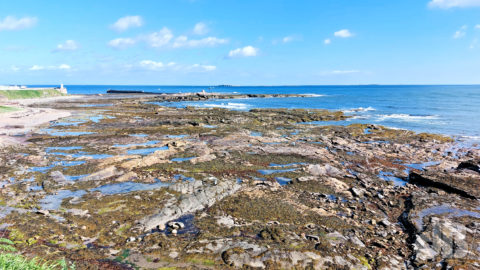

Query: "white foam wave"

xmin=203 ymin=102 xmax=250 ymax=110
xmin=377 ymin=114 xmax=439 ymax=121
xmin=343 ymin=106 xmax=376 ymax=113
xmin=303 ymin=94 xmax=325 ymax=97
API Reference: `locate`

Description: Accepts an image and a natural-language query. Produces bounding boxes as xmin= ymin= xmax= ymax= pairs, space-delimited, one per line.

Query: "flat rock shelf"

xmin=0 ymin=93 xmax=479 ymax=269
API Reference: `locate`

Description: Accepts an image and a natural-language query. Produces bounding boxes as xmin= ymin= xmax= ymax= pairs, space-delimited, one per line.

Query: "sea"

xmin=31 ymin=85 xmax=480 ymax=143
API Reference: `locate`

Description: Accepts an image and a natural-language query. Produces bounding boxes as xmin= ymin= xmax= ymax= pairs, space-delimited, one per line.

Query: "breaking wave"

xmin=343 ymin=106 xmax=376 ymax=113
xmin=202 ymin=102 xmax=250 ymax=110
xmin=376 ymin=114 xmax=439 ymax=121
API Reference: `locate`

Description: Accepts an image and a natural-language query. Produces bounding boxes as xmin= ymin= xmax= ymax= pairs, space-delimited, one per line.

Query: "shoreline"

xmin=0 ymin=93 xmax=479 ymax=268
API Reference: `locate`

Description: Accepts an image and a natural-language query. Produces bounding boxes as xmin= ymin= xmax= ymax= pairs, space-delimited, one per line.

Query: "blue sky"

xmin=1 ymin=0 xmax=480 ymax=85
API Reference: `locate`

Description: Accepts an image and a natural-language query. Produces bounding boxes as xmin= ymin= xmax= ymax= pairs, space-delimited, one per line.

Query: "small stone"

xmin=171 ymin=229 xmax=178 ymax=235
xmin=36 ymin=210 xmax=50 ymax=216
xmin=379 ymin=219 xmax=391 ymax=227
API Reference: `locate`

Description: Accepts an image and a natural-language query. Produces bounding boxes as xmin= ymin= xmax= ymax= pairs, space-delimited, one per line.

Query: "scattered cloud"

xmin=228 ymin=46 xmax=259 ymax=58
xmin=54 ymin=40 xmax=79 ymax=52
xmin=139 ymin=60 xmax=216 ymax=72
xmin=108 ymin=25 xmax=228 ymax=50
xmin=143 ymin=27 xmax=174 ymax=48
xmin=29 ymin=65 xmax=44 ymax=71
xmin=282 ymin=36 xmax=294 ymax=43
xmin=29 ymin=64 xmax=71 ymax=71
xmin=188 ymin=64 xmax=217 ymax=72
xmin=0 ymin=16 xmax=37 ymax=31
xmin=334 ymin=29 xmax=353 ymax=38
xmin=320 ymin=70 xmax=361 ymax=76
xmin=111 ymin=15 xmax=144 ymax=32
xmin=476 ymin=24 xmax=480 ymax=29
xmin=428 ymin=0 xmax=480 ymax=9
xmin=324 ymin=38 xmax=331 ymax=45
xmin=469 ymin=38 xmax=479 ymax=49
xmin=139 ymin=60 xmax=167 ymax=70
xmin=11 ymin=66 xmax=20 ymax=72
xmin=173 ymin=36 xmax=228 ymax=48
xmin=108 ymin=38 xmax=136 ymax=49
xmin=193 ymin=22 xmax=209 ymax=35
xmin=453 ymin=25 xmax=467 ymax=39
xmin=58 ymin=64 xmax=71 ymax=70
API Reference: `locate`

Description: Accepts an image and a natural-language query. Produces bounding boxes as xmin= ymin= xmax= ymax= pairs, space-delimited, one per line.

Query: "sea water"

xmin=30 ymin=85 xmax=480 ymax=141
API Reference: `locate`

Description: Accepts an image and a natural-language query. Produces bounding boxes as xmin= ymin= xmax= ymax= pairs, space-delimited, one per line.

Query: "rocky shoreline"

xmin=0 ymin=93 xmax=479 ymax=269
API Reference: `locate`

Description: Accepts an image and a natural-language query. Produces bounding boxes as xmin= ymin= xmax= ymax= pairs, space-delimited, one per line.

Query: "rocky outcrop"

xmin=138 ymin=179 xmax=242 ymax=231
xmin=79 ymin=166 xmax=122 ymax=182
xmin=409 ymin=171 xmax=478 ymax=199
xmin=413 ymin=217 xmax=471 ymax=266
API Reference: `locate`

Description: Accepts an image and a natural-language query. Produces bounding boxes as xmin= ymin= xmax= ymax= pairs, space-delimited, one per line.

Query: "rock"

xmin=457 ymin=160 xmax=480 ymax=173
xmin=379 ymin=219 xmax=391 ymax=227
xmin=190 ymin=154 xmax=216 ymax=164
xmin=413 ymin=217 xmax=470 ymax=265
xmin=409 ymin=172 xmax=478 ymax=199
xmin=350 ymin=187 xmax=365 ymax=197
xmin=138 ymin=179 xmax=241 ymax=231
xmin=36 ymin=210 xmax=50 ymax=216
xmin=116 ymin=171 xmax=138 ymax=182
xmin=305 ymin=234 xmax=320 ymax=242
xmin=79 ymin=166 xmax=122 ymax=182
xmin=216 ymin=215 xmax=236 ymax=228
xmin=307 ymin=164 xmax=342 ymax=177
xmin=50 ymin=171 xmax=68 ymax=184
xmin=167 ymin=221 xmax=185 ymax=230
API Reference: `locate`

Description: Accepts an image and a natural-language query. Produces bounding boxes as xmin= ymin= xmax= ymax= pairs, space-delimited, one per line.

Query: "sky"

xmin=1 ymin=0 xmax=480 ymax=85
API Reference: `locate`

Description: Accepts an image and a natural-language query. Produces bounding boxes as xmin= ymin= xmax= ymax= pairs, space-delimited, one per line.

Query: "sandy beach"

xmin=0 ymin=95 xmax=84 ymax=147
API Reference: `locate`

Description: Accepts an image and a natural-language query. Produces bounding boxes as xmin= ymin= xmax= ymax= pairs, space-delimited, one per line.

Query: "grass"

xmin=0 ymin=106 xmax=21 ymax=114
xmin=0 ymin=237 xmax=75 ymax=270
xmin=0 ymin=89 xmax=65 ymax=100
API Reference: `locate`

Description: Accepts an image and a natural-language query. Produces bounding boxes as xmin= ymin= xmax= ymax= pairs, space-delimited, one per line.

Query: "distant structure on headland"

xmin=0 ymin=84 xmax=67 ymax=94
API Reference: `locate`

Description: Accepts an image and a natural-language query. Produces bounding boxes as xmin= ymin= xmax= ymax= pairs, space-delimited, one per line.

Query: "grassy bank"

xmin=0 ymin=238 xmax=74 ymax=269
xmin=0 ymin=89 xmax=65 ymax=100
xmin=0 ymin=106 xmax=21 ymax=114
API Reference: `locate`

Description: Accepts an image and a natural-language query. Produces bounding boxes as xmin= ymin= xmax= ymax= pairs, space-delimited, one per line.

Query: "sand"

xmin=0 ymin=95 xmax=84 ymax=147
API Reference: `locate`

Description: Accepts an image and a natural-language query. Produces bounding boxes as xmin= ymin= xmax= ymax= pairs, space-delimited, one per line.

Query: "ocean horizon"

xmin=29 ymin=84 xmax=480 ymax=142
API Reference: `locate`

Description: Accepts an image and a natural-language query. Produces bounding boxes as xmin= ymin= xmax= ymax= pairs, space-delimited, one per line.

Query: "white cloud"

xmin=29 ymin=65 xmax=44 ymax=71
xmin=334 ymin=29 xmax=353 ymax=38
xmin=470 ymin=38 xmax=478 ymax=49
xmin=58 ymin=64 xmax=71 ymax=70
xmin=0 ymin=16 xmax=37 ymax=31
xmin=324 ymin=38 xmax=331 ymax=45
xmin=228 ymin=46 xmax=259 ymax=58
xmin=453 ymin=25 xmax=467 ymax=39
xmin=188 ymin=64 xmax=217 ymax=72
xmin=140 ymin=60 xmax=165 ymax=70
xmin=282 ymin=36 xmax=294 ymax=43
xmin=143 ymin=27 xmax=174 ymax=48
xmin=476 ymin=24 xmax=480 ymax=29
xmin=55 ymin=40 xmax=79 ymax=51
xmin=321 ymin=70 xmax=361 ymax=75
xmin=173 ymin=36 xmax=228 ymax=48
xmin=111 ymin=15 xmax=143 ymax=32
xmin=108 ymin=38 xmax=136 ymax=49
xmin=11 ymin=66 xmax=20 ymax=72
xmin=428 ymin=0 xmax=480 ymax=8
xmin=29 ymin=64 xmax=71 ymax=71
xmin=193 ymin=22 xmax=209 ymax=35
xmin=139 ymin=60 xmax=216 ymax=72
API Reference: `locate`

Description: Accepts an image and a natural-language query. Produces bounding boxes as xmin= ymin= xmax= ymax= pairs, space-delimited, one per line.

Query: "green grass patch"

xmin=0 ymin=106 xmax=21 ymax=114
xmin=0 ymin=237 xmax=74 ymax=269
xmin=0 ymin=89 xmax=65 ymax=100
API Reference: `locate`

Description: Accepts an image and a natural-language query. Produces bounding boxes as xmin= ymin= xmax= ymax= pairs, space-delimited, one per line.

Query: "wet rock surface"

xmin=0 ymin=94 xmax=479 ymax=269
